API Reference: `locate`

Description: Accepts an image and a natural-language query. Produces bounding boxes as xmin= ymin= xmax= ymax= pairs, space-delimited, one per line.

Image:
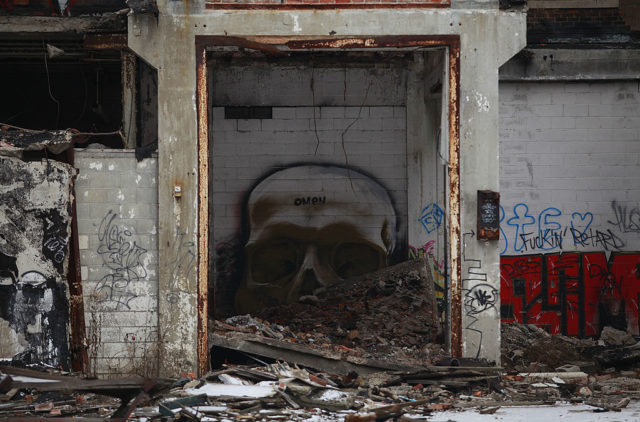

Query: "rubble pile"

xmin=501 ymin=323 xmax=597 ymax=372
xmin=502 ymin=323 xmax=640 ymax=373
xmin=5 ymin=322 xmax=640 ymax=421
xmin=215 ymin=259 xmax=446 ymax=367
xmin=256 ymin=262 xmax=439 ymax=347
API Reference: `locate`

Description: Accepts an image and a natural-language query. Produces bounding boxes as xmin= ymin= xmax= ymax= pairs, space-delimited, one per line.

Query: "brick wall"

xmin=499 ymin=81 xmax=640 ymax=336
xmin=499 ymin=81 xmax=640 ymax=256
xmin=212 ymin=105 xmax=408 ymax=240
xmin=528 ymin=8 xmax=631 ymax=43
xmin=210 ymin=65 xmax=409 ymax=316
xmin=75 ymin=150 xmax=158 ymax=378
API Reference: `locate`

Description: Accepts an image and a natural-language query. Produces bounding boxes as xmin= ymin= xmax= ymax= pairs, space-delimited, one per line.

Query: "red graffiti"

xmin=501 ymin=252 xmax=640 ymax=337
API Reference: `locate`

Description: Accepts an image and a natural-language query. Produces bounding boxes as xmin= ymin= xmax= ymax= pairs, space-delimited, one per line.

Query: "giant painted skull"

xmin=234 ymin=165 xmax=397 ymax=314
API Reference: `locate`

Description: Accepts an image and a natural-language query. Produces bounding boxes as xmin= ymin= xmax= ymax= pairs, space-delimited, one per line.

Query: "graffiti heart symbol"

xmin=571 ymin=212 xmax=593 ymax=231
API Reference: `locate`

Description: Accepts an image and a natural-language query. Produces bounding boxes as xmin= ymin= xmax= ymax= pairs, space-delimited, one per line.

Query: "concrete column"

xmin=129 ymin=11 xmax=200 ymax=377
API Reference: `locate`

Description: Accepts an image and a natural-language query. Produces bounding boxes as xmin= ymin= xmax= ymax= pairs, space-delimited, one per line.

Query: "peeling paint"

xmin=292 ymin=15 xmax=301 ymax=33
xmin=89 ymin=162 xmax=103 ymax=171
xmin=473 ymin=91 xmax=490 ymax=113
xmin=0 ymin=156 xmax=74 ymax=369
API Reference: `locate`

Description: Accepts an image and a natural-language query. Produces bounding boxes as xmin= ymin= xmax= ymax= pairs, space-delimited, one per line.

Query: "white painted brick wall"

xmin=499 ymin=81 xmax=640 ymax=256
xmin=75 ymin=150 xmax=159 ymax=378
xmin=212 ymin=105 xmax=408 ymax=242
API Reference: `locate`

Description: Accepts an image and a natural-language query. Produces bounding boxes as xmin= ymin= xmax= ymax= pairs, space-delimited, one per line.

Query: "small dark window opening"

xmin=224 ymin=106 xmax=272 ymax=120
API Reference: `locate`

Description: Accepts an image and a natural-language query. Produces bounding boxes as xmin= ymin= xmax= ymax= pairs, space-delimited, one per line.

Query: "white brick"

xmin=295 ymin=107 xmax=319 ymax=118
xmin=272 ymin=107 xmax=296 ymax=119
xmin=237 ymin=119 xmax=262 ymax=131
xmin=212 ymin=118 xmax=237 ymax=131
xmin=563 ymin=105 xmax=588 ymax=117
xmin=260 ymin=119 xmax=287 ymax=132
xmin=551 ymin=117 xmax=575 ymax=129
xmin=320 ymin=107 xmax=344 ymax=119
xmin=285 ymin=118 xmax=310 ymax=131
xmin=369 ymin=106 xmax=394 ymax=118
xmin=345 ymin=107 xmax=369 ymax=118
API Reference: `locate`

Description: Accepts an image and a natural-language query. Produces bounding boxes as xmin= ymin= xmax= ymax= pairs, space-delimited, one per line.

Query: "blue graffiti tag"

xmin=506 ymin=203 xmax=536 ymax=252
xmin=571 ymin=212 xmax=594 ymax=246
xmin=499 ymin=205 xmax=507 ymax=255
xmin=419 ymin=203 xmax=445 ymax=234
xmin=537 ymin=207 xmax=562 ymax=251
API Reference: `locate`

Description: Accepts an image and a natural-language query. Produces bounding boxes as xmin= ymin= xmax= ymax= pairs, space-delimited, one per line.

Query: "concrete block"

xmin=133 ymin=218 xmax=158 ymax=235
xmin=310 ymin=119 xmax=333 ymax=131
xmin=260 ymin=119 xmax=287 ymax=132
xmin=551 ymin=91 xmax=575 ymax=105
xmin=382 ymin=117 xmax=406 ymax=131
xmin=589 ymin=104 xmax=615 ymax=117
xmin=563 ymin=104 xmax=588 ymax=117
xmin=107 ymin=188 xmax=137 ymax=204
xmin=136 ymin=188 xmax=158 ymax=204
xmin=272 ymin=107 xmax=296 ymax=119
xmin=345 ymin=106 xmax=369 ymax=118
xmin=353 ymin=117 xmax=382 ymax=131
xmin=295 ymin=107 xmax=319 ymax=118
xmin=573 ymin=92 xmax=602 ymax=105
xmin=212 ymin=118 xmax=237 ymax=131
xmin=212 ymin=107 xmax=225 ymax=121
xmin=212 ymin=142 xmax=236 ymax=156
xmin=320 ymin=107 xmax=345 ymax=119
xmin=135 ymin=158 xmax=157 ymax=173
xmin=285 ymin=118 xmax=310 ymax=131
xmin=526 ymin=116 xmax=551 ymax=130
xmin=369 ymin=106 xmax=394 ymax=118
xmin=526 ymin=91 xmax=552 ymax=105
xmin=551 ymin=117 xmax=576 ymax=129
xmin=237 ymin=119 xmax=262 ymax=132
xmin=132 ymin=173 xmax=156 ymax=188
xmin=531 ymin=104 xmax=564 ymax=117
xmin=564 ymin=83 xmax=593 ymax=93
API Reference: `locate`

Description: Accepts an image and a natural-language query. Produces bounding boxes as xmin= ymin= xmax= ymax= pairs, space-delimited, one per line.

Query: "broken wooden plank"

xmin=210 ymin=332 xmax=426 ymax=376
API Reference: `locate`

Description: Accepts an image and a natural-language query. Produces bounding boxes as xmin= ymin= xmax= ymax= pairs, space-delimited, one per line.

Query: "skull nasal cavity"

xmin=300 ymin=269 xmax=321 ymax=296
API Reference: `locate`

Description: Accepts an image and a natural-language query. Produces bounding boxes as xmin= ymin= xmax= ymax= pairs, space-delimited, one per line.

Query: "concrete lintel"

xmin=528 ymin=0 xmax=618 ymax=8
xmin=0 ymin=15 xmax=126 ymax=34
xmin=500 ymin=48 xmax=640 ymax=81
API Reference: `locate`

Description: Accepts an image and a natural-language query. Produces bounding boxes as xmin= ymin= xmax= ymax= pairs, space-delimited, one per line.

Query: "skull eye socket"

xmin=332 ymin=242 xmax=383 ymax=279
xmin=249 ymin=238 xmax=301 ymax=285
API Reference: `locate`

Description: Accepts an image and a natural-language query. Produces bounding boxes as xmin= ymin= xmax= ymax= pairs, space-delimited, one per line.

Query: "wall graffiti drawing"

xmin=166 ymin=229 xmax=195 ymax=304
xmin=0 ymin=156 xmax=73 ymax=369
xmin=501 ymin=203 xmax=627 ymax=255
xmin=609 ymin=201 xmax=640 ymax=234
xmin=215 ymin=164 xmax=404 ymax=316
xmin=461 ymin=231 xmax=495 ymax=358
xmin=419 ymin=203 xmax=444 ymax=234
xmin=94 ymin=210 xmax=148 ymax=310
xmin=501 ymin=252 xmax=640 ymax=337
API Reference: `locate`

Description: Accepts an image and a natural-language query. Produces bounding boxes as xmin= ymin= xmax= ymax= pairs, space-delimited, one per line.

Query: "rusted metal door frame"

xmin=195 ymin=35 xmax=462 ymax=375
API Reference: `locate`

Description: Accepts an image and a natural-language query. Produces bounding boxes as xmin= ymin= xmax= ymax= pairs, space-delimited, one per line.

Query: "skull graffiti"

xmin=234 ymin=165 xmax=398 ymax=313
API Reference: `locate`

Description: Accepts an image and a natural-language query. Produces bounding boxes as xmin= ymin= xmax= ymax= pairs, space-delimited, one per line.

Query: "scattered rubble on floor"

xmin=2 ymin=323 xmax=640 ymax=420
